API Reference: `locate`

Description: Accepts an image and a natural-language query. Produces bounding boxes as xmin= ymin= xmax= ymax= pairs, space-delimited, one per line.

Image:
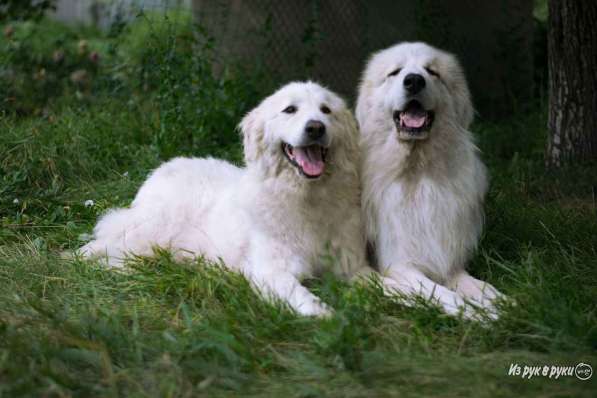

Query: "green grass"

xmin=1 ymin=17 xmax=596 ymax=398
xmin=1 ymin=100 xmax=595 ymax=398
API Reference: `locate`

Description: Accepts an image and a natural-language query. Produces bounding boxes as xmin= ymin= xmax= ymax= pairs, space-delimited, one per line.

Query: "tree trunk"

xmin=546 ymin=0 xmax=597 ymax=167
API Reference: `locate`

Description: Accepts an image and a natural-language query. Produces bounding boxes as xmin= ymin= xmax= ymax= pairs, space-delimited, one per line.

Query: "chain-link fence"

xmin=52 ymin=0 xmax=191 ymax=28
xmin=52 ymin=0 xmax=378 ymax=99
xmin=51 ymin=0 xmax=535 ymax=115
xmin=193 ymin=1 xmax=370 ymax=100
xmin=193 ymin=0 xmax=534 ymax=112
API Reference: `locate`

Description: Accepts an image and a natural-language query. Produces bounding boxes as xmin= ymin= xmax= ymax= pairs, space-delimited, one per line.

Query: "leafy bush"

xmin=0 ymin=0 xmax=55 ymax=22
xmin=0 ymin=13 xmax=266 ymax=214
xmin=117 ymin=10 xmax=195 ymax=91
xmin=1 ymin=13 xmax=266 ymax=161
xmin=0 ymin=19 xmax=109 ymax=114
xmin=115 ymin=11 xmax=264 ymax=160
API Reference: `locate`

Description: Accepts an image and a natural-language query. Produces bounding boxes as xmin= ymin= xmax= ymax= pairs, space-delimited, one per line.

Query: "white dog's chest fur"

xmin=244 ymin=174 xmax=362 ymax=277
xmin=360 ymin=128 xmax=488 ymax=284
xmin=370 ymin=165 xmax=485 ymax=282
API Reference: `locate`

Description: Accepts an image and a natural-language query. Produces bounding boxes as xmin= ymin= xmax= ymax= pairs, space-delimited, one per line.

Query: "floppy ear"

xmin=355 ymin=81 xmax=372 ymax=130
xmin=333 ymin=108 xmax=361 ymax=179
xmin=448 ymin=58 xmax=474 ymax=129
xmin=238 ymin=105 xmax=265 ymax=165
xmin=355 ymin=56 xmax=380 ymax=131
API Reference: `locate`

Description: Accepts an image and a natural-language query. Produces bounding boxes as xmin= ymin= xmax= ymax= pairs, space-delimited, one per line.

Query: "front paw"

xmin=296 ymin=299 xmax=334 ymax=318
xmin=426 ymin=287 xmax=500 ymax=322
xmin=451 ymin=273 xmax=508 ymax=309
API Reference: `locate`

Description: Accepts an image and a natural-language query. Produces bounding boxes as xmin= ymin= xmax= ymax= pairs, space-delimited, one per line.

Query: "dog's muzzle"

xmin=393 ymin=100 xmax=434 ymax=140
xmin=282 ymin=142 xmax=328 ymax=179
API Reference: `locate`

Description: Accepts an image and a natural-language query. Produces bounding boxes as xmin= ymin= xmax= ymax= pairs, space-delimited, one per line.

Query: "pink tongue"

xmin=292 ymin=146 xmax=325 ymax=177
xmin=402 ymin=112 xmax=426 ymax=128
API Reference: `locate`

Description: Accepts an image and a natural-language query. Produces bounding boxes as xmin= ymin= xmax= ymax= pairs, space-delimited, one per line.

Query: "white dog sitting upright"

xmin=81 ymin=81 xmax=376 ymax=317
xmin=356 ymin=42 xmax=503 ymax=317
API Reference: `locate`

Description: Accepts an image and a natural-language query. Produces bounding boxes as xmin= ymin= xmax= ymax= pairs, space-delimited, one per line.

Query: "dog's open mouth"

xmin=393 ymin=100 xmax=434 ymax=140
xmin=282 ymin=143 xmax=328 ymax=179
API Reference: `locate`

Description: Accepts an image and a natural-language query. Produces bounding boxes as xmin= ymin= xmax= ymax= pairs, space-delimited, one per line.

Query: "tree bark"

xmin=547 ymin=0 xmax=597 ymax=167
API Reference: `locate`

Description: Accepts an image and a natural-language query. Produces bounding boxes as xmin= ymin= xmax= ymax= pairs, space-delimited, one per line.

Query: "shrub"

xmin=115 ymin=10 xmax=264 ymax=161
xmin=0 ymin=19 xmax=109 ymax=114
xmin=1 ymin=12 xmax=266 ymax=160
xmin=0 ymin=13 xmax=266 ymax=210
xmin=0 ymin=0 xmax=56 ymax=22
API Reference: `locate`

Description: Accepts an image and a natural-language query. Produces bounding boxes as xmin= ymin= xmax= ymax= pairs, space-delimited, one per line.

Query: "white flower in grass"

xmin=13 ymin=198 xmax=19 ymax=204
xmin=78 ymin=233 xmax=93 ymax=242
xmin=123 ymin=171 xmax=129 ymax=178
xmin=84 ymin=199 xmax=95 ymax=208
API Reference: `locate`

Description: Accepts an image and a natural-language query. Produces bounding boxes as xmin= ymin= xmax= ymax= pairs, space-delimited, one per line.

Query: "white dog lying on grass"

xmin=356 ymin=42 xmax=504 ymax=317
xmin=81 ymin=81 xmax=387 ymax=317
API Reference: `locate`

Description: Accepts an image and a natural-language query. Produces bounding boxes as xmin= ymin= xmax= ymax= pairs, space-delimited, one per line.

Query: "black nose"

xmin=403 ymin=73 xmax=426 ymax=94
xmin=305 ymin=120 xmax=326 ymax=140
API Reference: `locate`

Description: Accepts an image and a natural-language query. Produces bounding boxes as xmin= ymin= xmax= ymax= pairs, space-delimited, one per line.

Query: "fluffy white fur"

xmin=356 ymin=42 xmax=504 ymax=317
xmin=80 ymin=81 xmax=383 ymax=317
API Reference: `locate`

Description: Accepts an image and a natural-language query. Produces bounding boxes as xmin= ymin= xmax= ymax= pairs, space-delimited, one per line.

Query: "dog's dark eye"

xmin=283 ymin=105 xmax=297 ymax=114
xmin=388 ymin=68 xmax=402 ymax=77
xmin=320 ymin=105 xmax=331 ymax=114
xmin=425 ymin=67 xmax=440 ymax=78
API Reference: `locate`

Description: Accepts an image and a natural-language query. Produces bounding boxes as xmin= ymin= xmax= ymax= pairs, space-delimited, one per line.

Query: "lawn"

xmin=0 ymin=17 xmax=596 ymax=398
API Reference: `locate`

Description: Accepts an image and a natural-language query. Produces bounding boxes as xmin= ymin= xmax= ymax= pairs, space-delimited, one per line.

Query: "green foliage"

xmin=0 ymin=102 xmax=156 ymax=219
xmin=534 ymin=0 xmax=548 ymax=21
xmin=117 ymin=12 xmax=261 ymax=160
xmin=117 ymin=10 xmax=195 ymax=90
xmin=0 ymin=19 xmax=108 ymax=114
xmin=0 ymin=0 xmax=55 ymax=22
xmin=0 ymin=14 xmax=262 ymax=163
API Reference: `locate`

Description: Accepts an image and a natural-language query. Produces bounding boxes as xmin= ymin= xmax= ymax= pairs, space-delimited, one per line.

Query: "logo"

xmin=575 ymin=363 xmax=593 ymax=381
xmin=507 ymin=362 xmax=592 ymax=380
